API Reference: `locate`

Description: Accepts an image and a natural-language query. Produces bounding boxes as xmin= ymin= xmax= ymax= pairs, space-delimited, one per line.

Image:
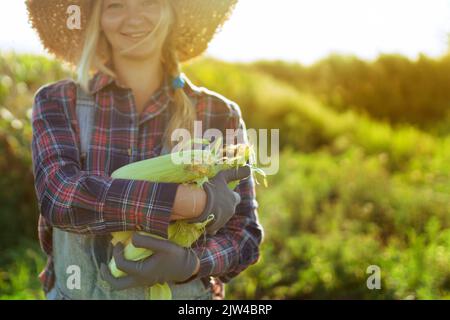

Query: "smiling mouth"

xmin=121 ymin=31 xmax=150 ymax=39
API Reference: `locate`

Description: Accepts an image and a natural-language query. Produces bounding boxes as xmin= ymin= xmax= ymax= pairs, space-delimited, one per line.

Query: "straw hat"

xmin=26 ymin=0 xmax=238 ymax=65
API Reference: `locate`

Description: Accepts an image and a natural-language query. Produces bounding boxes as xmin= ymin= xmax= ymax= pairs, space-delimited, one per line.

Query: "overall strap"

xmin=75 ymin=84 xmax=96 ymax=167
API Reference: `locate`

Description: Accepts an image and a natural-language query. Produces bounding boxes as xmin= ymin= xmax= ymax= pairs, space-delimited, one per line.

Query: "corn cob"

xmin=110 ymin=138 xmax=255 ymax=187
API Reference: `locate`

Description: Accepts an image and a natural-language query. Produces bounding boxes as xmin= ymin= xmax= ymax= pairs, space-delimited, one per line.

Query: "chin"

xmin=115 ymin=43 xmax=161 ymax=60
xmin=120 ymin=50 xmax=155 ymax=60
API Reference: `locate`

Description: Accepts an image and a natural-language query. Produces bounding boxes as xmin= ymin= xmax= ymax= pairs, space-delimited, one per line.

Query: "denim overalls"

xmin=46 ymin=84 xmax=212 ymax=300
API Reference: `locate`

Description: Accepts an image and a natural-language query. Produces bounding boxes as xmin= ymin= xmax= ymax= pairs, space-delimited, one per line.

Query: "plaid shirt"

xmin=31 ymin=69 xmax=263 ymax=297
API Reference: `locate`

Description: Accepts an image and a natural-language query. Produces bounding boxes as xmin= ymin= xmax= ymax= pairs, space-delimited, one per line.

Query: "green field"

xmin=0 ymin=51 xmax=449 ymax=299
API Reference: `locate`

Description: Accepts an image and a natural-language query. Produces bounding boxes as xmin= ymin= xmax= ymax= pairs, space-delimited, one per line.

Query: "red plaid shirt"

xmin=31 ymin=69 xmax=263 ymax=298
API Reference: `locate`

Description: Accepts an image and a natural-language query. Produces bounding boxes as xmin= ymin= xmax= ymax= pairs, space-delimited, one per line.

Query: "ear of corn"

xmin=110 ymin=231 xmax=133 ymax=246
xmin=108 ymin=138 xmax=267 ymax=299
xmin=110 ymin=136 xmax=265 ymax=186
xmin=150 ymin=283 xmax=172 ymax=300
xmin=112 ymin=149 xmax=215 ymax=183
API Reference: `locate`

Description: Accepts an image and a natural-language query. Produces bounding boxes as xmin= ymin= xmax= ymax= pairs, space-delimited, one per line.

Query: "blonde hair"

xmin=77 ymin=0 xmax=196 ymax=151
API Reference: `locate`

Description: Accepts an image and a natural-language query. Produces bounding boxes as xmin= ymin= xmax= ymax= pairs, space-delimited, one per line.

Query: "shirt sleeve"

xmin=31 ymin=85 xmax=179 ymax=239
xmin=191 ymin=106 xmax=264 ymax=282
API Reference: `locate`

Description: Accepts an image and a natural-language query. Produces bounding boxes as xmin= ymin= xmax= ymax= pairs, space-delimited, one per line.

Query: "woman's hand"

xmin=186 ymin=166 xmax=251 ymax=235
xmin=100 ymin=233 xmax=200 ymax=290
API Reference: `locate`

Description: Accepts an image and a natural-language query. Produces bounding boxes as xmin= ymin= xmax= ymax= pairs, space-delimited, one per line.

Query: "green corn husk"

xmin=108 ymin=138 xmax=267 ymax=299
xmin=150 ymin=283 xmax=172 ymax=300
xmin=110 ymin=137 xmax=260 ymax=187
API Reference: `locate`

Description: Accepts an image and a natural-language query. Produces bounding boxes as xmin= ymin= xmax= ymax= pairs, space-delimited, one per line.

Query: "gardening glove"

xmin=186 ymin=165 xmax=252 ymax=236
xmin=100 ymin=233 xmax=199 ymax=291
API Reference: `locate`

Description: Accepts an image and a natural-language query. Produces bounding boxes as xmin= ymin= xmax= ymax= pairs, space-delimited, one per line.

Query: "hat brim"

xmin=26 ymin=0 xmax=238 ymax=65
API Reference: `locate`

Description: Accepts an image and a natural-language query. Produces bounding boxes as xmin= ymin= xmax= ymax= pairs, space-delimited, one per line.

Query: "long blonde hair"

xmin=77 ymin=0 xmax=196 ymax=151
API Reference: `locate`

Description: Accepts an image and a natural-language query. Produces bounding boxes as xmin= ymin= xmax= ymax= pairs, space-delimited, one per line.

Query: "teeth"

xmin=126 ymin=32 xmax=148 ymax=38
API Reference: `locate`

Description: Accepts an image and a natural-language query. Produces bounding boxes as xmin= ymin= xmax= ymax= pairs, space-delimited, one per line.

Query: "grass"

xmin=0 ymin=240 xmax=45 ymax=300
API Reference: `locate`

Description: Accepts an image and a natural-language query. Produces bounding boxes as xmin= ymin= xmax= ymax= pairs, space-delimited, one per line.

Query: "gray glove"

xmin=100 ymin=233 xmax=199 ymax=290
xmin=186 ymin=165 xmax=251 ymax=235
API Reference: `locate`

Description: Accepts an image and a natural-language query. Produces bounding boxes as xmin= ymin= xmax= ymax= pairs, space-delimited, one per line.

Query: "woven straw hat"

xmin=26 ymin=0 xmax=238 ymax=65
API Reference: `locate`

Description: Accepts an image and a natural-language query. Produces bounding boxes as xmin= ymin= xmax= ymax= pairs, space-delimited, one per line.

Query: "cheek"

xmin=143 ymin=9 xmax=163 ymax=27
xmin=101 ymin=14 xmax=121 ymax=35
xmin=149 ymin=11 xmax=161 ymax=23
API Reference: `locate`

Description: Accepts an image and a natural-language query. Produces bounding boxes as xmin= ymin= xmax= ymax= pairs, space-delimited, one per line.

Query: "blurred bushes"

xmin=0 ymin=106 xmax=39 ymax=249
xmin=0 ymin=52 xmax=73 ymax=118
xmin=250 ymin=54 xmax=450 ymax=135
xmin=184 ymin=58 xmax=443 ymax=172
xmin=0 ymin=51 xmax=448 ymax=299
xmin=226 ymin=147 xmax=449 ymax=299
xmin=0 ymin=53 xmax=74 ymax=251
xmin=0 ymin=240 xmax=45 ymax=300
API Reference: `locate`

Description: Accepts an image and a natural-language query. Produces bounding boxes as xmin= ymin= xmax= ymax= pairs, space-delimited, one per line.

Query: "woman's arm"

xmin=31 ymin=83 xmax=182 ymax=239
xmin=171 ymin=184 xmax=207 ymax=221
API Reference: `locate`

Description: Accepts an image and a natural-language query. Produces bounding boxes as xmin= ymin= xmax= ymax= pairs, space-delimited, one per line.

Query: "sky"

xmin=1 ymin=0 xmax=449 ymax=65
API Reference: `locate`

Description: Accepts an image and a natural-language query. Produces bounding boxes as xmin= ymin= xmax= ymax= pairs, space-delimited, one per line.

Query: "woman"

xmin=27 ymin=0 xmax=263 ymax=300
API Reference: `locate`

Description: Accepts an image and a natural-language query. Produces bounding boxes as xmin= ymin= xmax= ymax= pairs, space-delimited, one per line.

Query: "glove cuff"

xmin=174 ymin=249 xmax=201 ymax=285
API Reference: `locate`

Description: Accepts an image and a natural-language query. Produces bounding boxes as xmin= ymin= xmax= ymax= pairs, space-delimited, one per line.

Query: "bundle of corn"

xmin=108 ymin=138 xmax=266 ymax=299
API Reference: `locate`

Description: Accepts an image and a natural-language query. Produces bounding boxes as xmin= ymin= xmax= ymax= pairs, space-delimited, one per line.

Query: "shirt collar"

xmin=87 ymin=61 xmax=200 ymax=108
xmin=88 ymin=71 xmax=114 ymax=95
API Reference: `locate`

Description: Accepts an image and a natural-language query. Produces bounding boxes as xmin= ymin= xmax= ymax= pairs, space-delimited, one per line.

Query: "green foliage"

xmin=185 ymin=58 xmax=443 ymax=172
xmin=0 ymin=107 xmax=39 ymax=249
xmin=251 ymin=54 xmax=450 ymax=135
xmin=0 ymin=51 xmax=448 ymax=299
xmin=0 ymin=52 xmax=74 ymax=118
xmin=0 ymin=52 xmax=74 ymax=251
xmin=226 ymin=148 xmax=449 ymax=299
xmin=0 ymin=240 xmax=45 ymax=300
